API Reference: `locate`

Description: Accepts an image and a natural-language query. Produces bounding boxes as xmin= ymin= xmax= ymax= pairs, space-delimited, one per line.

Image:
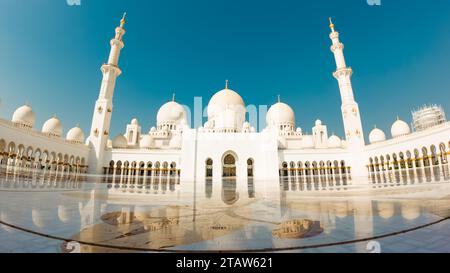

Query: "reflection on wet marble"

xmin=2 ymin=166 xmax=450 ymax=253
xmin=272 ymin=220 xmax=323 ymax=239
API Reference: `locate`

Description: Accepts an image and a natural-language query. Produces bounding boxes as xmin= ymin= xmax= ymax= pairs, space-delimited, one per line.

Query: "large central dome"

xmin=266 ymin=102 xmax=295 ymax=127
xmin=206 ymin=82 xmax=246 ymax=132
xmin=207 ymin=88 xmax=245 ymax=118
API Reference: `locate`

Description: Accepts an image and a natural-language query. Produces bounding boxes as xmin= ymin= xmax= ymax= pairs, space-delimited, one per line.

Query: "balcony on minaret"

xmin=333 ymin=67 xmax=353 ymax=80
xmin=101 ymin=63 xmax=122 ymax=77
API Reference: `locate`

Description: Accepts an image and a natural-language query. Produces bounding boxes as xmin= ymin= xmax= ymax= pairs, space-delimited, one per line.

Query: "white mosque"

xmin=1 ymin=15 xmax=449 ymax=187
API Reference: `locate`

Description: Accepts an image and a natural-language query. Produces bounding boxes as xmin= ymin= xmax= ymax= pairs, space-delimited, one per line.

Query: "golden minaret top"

xmin=120 ymin=12 xmax=127 ymax=28
xmin=329 ymin=17 xmax=335 ymax=32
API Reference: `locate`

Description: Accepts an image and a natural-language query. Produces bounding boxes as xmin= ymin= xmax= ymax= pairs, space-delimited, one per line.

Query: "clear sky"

xmin=0 ymin=0 xmax=449 ymax=140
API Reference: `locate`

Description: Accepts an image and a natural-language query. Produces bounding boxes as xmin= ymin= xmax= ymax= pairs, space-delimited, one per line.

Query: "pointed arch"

xmin=205 ymin=158 xmax=213 ymax=178
xmin=222 ymin=151 xmax=237 ymax=178
xmin=439 ymin=143 xmax=447 ymax=164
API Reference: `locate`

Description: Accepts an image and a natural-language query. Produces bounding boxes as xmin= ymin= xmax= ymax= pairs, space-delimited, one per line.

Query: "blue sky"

xmin=0 ymin=0 xmax=449 ymax=139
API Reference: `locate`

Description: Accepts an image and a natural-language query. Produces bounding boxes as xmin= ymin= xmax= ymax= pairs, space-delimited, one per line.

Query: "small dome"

xmin=315 ymin=119 xmax=322 ymax=126
xmin=328 ymin=135 xmax=342 ymax=148
xmin=112 ymin=134 xmax=127 ymax=148
xmin=369 ymin=127 xmax=386 ymax=144
xmin=139 ymin=135 xmax=153 ymax=149
xmin=66 ymin=126 xmax=85 ymax=144
xmin=12 ymin=104 xmax=36 ymax=128
xmin=302 ymin=135 xmax=314 ymax=148
xmin=266 ymin=102 xmax=295 ymax=127
xmin=42 ymin=116 xmax=63 ymax=137
xmin=207 ymin=88 xmax=245 ymax=118
xmin=296 ymin=127 xmax=302 ymax=133
xmin=150 ymin=127 xmax=156 ymax=133
xmin=139 ymin=135 xmax=154 ymax=149
xmin=242 ymin=122 xmax=251 ymax=132
xmin=391 ymin=118 xmax=411 ymax=138
xmin=157 ymin=101 xmax=187 ymax=125
xmin=131 ymin=118 xmax=139 ymax=125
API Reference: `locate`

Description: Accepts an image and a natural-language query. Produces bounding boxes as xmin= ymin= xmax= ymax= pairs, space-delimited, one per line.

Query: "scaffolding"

xmin=412 ymin=105 xmax=447 ymax=132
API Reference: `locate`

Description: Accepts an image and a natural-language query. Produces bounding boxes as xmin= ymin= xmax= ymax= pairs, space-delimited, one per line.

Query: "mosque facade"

xmin=1 ymin=16 xmax=450 ymax=187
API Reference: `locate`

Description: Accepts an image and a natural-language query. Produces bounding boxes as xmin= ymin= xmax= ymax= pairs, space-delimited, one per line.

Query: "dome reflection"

xmin=272 ymin=219 xmax=323 ymax=239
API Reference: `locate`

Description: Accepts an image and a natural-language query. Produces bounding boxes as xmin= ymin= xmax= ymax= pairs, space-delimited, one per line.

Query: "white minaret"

xmin=329 ymin=18 xmax=365 ymax=148
xmin=88 ymin=14 xmax=127 ymax=174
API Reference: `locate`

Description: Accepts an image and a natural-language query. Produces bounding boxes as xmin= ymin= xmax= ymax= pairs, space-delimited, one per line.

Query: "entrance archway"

xmin=222 ymin=152 xmax=237 ymax=178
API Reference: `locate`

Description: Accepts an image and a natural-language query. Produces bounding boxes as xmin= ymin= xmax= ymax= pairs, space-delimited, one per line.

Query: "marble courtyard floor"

xmin=1 ymin=168 xmax=450 ymax=253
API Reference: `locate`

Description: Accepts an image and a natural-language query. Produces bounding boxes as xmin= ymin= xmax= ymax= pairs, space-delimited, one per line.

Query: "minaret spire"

xmin=329 ymin=18 xmax=364 ymax=148
xmin=329 ymin=17 xmax=335 ymax=32
xmin=120 ymin=12 xmax=126 ymax=28
xmin=88 ymin=15 xmax=127 ymax=174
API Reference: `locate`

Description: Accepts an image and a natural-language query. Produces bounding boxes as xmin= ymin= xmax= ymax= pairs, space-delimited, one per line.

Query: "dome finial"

xmin=225 ymin=79 xmax=229 ymax=90
xmin=277 ymin=94 xmax=281 ymax=103
xmin=120 ymin=12 xmax=127 ymax=28
xmin=329 ymin=17 xmax=335 ymax=32
xmin=172 ymin=93 xmax=176 ymax=102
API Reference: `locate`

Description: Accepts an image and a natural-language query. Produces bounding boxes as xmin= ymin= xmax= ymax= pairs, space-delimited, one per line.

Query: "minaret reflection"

xmin=352 ymin=199 xmax=374 ymax=253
